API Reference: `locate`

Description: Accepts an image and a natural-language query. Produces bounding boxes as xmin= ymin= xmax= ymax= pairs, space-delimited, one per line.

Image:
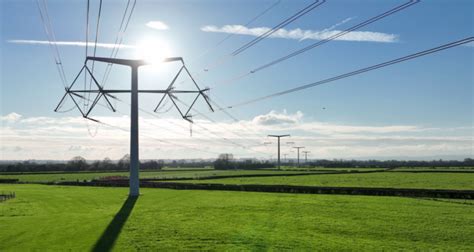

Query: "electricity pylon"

xmin=293 ymin=146 xmax=304 ymax=167
xmin=55 ymin=56 xmax=213 ymax=197
xmin=268 ymin=134 xmax=290 ymax=170
xmin=302 ymin=151 xmax=310 ymax=163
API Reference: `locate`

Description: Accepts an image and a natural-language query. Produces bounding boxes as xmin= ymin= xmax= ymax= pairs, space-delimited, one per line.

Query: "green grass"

xmin=1 ymin=184 xmax=473 ymax=251
xmin=0 ymin=169 xmax=315 ymax=183
xmin=390 ymin=167 xmax=474 ymax=172
xmin=280 ymin=166 xmax=386 ymax=172
xmin=169 ymin=172 xmax=474 ymax=190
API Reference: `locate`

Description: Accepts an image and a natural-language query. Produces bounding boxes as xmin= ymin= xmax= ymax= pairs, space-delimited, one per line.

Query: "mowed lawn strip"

xmin=0 ymin=169 xmax=316 ymax=183
xmin=167 ymin=172 xmax=474 ymax=190
xmin=0 ymin=184 xmax=473 ymax=251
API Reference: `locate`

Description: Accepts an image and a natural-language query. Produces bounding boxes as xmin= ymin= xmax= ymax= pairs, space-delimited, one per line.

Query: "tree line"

xmin=1 ymin=155 xmax=472 ymax=173
xmin=214 ymin=154 xmax=275 ymax=170
xmin=0 ymin=155 xmax=163 ymax=173
xmin=303 ymin=158 xmax=474 ymax=168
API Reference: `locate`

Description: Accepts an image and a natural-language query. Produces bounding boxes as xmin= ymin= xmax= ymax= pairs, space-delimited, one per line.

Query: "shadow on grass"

xmin=92 ymin=196 xmax=138 ymax=252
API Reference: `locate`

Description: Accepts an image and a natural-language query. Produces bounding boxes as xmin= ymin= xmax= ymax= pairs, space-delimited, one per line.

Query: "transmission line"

xmin=192 ymin=0 xmax=281 ymax=65
xmin=202 ymin=0 xmax=325 ymax=74
xmin=36 ymin=0 xmax=68 ymax=88
xmin=118 ymin=98 xmax=262 ymax=151
xmin=75 ymin=95 xmax=245 ymax=155
xmin=249 ymin=0 xmax=419 ymax=74
xmin=175 ymin=99 xmax=260 ymax=141
xmin=97 ymin=120 xmax=221 ymax=156
xmin=217 ymin=37 xmax=474 ymax=110
xmin=232 ymin=0 xmax=325 ymax=56
xmin=211 ymin=0 xmax=419 ymax=89
xmin=101 ymin=0 xmax=137 ymax=87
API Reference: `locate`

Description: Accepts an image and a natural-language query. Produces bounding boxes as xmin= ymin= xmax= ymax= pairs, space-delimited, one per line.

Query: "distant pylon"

xmin=293 ymin=146 xmax=304 ymax=167
xmin=268 ymin=134 xmax=290 ymax=170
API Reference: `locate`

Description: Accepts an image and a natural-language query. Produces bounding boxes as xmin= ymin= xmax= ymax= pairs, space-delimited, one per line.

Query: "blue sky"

xmin=1 ymin=0 xmax=473 ymax=160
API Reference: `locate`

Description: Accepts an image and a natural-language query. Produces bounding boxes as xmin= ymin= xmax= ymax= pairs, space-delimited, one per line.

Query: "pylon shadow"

xmin=92 ymin=195 xmax=138 ymax=252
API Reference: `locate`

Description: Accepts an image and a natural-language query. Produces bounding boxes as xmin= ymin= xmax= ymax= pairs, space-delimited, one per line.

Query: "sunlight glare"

xmin=136 ymin=38 xmax=172 ymax=65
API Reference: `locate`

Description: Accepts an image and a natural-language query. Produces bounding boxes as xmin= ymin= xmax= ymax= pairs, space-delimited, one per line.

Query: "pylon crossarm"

xmin=183 ymin=65 xmax=201 ymax=90
xmin=168 ymin=90 xmax=202 ymax=94
xmin=101 ymin=92 xmax=116 ymax=112
xmin=184 ymin=94 xmax=201 ymax=117
xmin=200 ymin=92 xmax=214 ymax=112
xmin=198 ymin=88 xmax=213 ymax=111
xmin=67 ymin=65 xmax=86 ymax=90
xmin=54 ymin=92 xmax=69 ymax=112
xmin=167 ymin=65 xmax=185 ymax=89
xmin=85 ymin=93 xmax=103 ymax=117
xmin=67 ymin=92 xmax=87 ymax=117
xmin=69 ymin=92 xmax=86 ymax=100
xmin=153 ymin=93 xmax=168 ymax=112
xmin=167 ymin=93 xmax=186 ymax=118
xmin=104 ymin=93 xmax=118 ymax=100
xmin=83 ymin=116 xmax=101 ymax=123
xmin=84 ymin=65 xmax=104 ymax=90
xmin=183 ymin=115 xmax=193 ymax=123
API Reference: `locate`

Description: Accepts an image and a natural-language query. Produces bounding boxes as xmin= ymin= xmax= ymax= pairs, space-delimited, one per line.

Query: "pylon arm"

xmin=86 ymin=56 xmax=183 ymax=67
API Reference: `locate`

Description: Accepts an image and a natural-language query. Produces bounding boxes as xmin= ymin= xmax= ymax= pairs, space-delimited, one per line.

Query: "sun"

xmin=136 ymin=38 xmax=172 ymax=65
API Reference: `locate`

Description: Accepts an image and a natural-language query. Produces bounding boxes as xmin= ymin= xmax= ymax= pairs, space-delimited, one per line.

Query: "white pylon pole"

xmin=268 ymin=134 xmax=290 ymax=170
xmin=84 ymin=57 xmax=184 ymax=197
xmin=74 ymin=56 xmax=208 ymax=197
xmin=293 ymin=146 xmax=304 ymax=168
xmin=129 ymin=66 xmax=139 ymax=196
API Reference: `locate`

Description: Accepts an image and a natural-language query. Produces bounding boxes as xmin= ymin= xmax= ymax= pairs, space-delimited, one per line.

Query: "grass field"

xmin=169 ymin=172 xmax=474 ymax=190
xmin=0 ymin=169 xmax=316 ymax=183
xmin=1 ymin=184 xmax=473 ymax=251
xmin=279 ymin=167 xmax=386 ymax=171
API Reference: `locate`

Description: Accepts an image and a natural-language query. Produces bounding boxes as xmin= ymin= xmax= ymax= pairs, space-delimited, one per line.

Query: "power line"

xmin=250 ymin=0 xmax=419 ymax=74
xmin=232 ymin=0 xmax=325 ymax=56
xmin=173 ymin=99 xmax=271 ymax=156
xmin=96 ymin=119 xmax=221 ymax=156
xmin=217 ymin=36 xmax=473 ymax=110
xmin=84 ymin=0 xmax=90 ymax=111
xmin=183 ymin=75 xmax=269 ymax=143
xmin=87 ymin=0 xmax=103 ymax=100
xmin=101 ymin=0 xmax=137 ymax=87
xmin=192 ymin=0 xmax=281 ymax=65
xmin=211 ymin=0 xmax=419 ymax=89
xmin=75 ymin=94 xmax=251 ymax=153
xmin=36 ymin=0 xmax=68 ymax=88
xmin=202 ymin=0 xmax=325 ymax=73
xmin=116 ymin=98 xmax=265 ymax=153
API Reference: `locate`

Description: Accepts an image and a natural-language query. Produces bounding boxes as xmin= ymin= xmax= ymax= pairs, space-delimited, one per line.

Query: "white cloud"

xmin=253 ymin=110 xmax=303 ymax=125
xmin=1 ymin=112 xmax=22 ymax=123
xmin=146 ymin=21 xmax=169 ymax=30
xmin=0 ymin=111 xmax=471 ymax=160
xmin=201 ymin=25 xmax=397 ymax=43
xmin=7 ymin=40 xmax=137 ymax=49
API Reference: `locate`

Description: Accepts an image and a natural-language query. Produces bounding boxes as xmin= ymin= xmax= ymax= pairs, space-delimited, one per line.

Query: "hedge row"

xmin=54 ymin=180 xmax=474 ymax=199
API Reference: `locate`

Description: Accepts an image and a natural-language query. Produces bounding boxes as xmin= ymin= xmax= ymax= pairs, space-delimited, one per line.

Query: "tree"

xmin=67 ymin=156 xmax=88 ymax=171
xmin=140 ymin=160 xmax=162 ymax=170
xmin=118 ymin=154 xmax=130 ymax=170
xmin=214 ymin=153 xmax=234 ymax=170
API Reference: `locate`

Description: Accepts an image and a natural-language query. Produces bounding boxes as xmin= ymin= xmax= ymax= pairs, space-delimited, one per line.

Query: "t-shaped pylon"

xmin=54 ymin=56 xmax=214 ymax=196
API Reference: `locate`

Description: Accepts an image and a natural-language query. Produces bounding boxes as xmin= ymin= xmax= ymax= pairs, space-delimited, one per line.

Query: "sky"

xmin=1 ymin=0 xmax=473 ymax=161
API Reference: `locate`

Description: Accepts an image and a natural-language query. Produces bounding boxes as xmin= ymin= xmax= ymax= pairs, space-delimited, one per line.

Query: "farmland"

xmin=0 ymin=169 xmax=316 ymax=183
xmin=167 ymin=171 xmax=474 ymax=190
xmin=1 ymin=184 xmax=473 ymax=251
xmin=1 ymin=168 xmax=473 ymax=250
